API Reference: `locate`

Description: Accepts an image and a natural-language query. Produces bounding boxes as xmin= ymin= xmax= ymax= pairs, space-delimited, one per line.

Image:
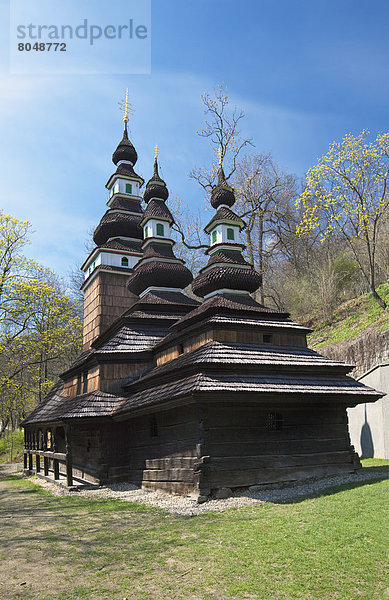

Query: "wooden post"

xmin=54 ymin=459 xmax=60 ymax=480
xmin=36 ymin=454 xmax=40 ymax=473
xmin=28 ymin=452 xmax=33 ymax=471
xmin=44 ymin=456 xmax=49 ymax=476
xmin=24 ymin=453 xmax=28 ymax=469
xmin=65 ymin=426 xmax=73 ymax=487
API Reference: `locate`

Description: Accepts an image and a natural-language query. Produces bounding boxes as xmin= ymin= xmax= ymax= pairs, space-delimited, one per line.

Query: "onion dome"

xmin=143 ymin=157 xmax=169 ymax=203
xmin=127 ymin=259 xmax=193 ymax=297
xmin=191 ymin=160 xmax=261 ymax=299
xmin=192 ymin=263 xmax=261 ymax=298
xmin=210 ymin=166 xmax=235 ymax=209
xmin=141 ymin=199 xmax=174 ymax=225
xmin=82 ymin=106 xmax=146 ymax=288
xmin=93 ymin=210 xmax=142 ymax=246
xmin=112 ymin=123 xmax=138 ymax=166
xmin=127 ymin=155 xmax=193 ymax=297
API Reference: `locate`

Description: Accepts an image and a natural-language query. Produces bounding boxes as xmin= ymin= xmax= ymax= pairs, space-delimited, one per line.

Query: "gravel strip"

xmin=0 ymin=463 xmax=24 ymax=476
xmin=23 ymin=468 xmax=389 ymax=516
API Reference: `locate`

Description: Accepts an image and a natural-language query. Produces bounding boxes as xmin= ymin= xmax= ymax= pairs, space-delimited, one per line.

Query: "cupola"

xmin=191 ymin=156 xmax=261 ymax=299
xmin=127 ymin=149 xmax=193 ymax=298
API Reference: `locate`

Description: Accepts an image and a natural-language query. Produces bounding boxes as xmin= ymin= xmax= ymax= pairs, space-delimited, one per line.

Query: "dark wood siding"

xmin=103 ymin=405 xmax=201 ymax=495
xmin=200 ymin=402 xmax=356 ymax=490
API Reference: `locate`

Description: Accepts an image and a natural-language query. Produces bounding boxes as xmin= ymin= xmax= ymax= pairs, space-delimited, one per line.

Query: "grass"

xmin=308 ymin=283 xmax=389 ymax=349
xmin=360 ymin=458 xmax=389 ymax=467
xmin=0 ymin=461 xmax=388 ymax=600
xmin=0 ymin=429 xmax=24 ymax=463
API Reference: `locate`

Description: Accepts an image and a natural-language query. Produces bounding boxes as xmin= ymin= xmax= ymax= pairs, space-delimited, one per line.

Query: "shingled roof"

xmin=170 ymin=293 xmax=289 ymax=332
xmin=96 ymin=325 xmax=170 ymax=353
xmin=23 ymin=382 xmax=126 ymax=425
xmin=109 ymin=197 xmax=143 ymax=212
xmin=128 ymin=341 xmax=355 ymax=386
xmin=93 ymin=211 xmax=143 ymax=246
xmin=205 ymin=207 xmax=245 ymax=233
xmin=101 ymin=238 xmax=142 ymax=252
xmin=113 ymin=338 xmax=383 ymax=418
xmin=116 ymin=370 xmax=381 ymax=418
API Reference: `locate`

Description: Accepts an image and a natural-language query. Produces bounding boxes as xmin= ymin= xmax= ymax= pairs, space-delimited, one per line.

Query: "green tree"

xmin=0 ymin=210 xmax=82 ymax=438
xmin=296 ymin=130 xmax=389 ymax=309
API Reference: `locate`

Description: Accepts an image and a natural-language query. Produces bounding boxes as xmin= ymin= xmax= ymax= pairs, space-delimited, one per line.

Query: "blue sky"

xmin=0 ymin=0 xmax=388 ymax=278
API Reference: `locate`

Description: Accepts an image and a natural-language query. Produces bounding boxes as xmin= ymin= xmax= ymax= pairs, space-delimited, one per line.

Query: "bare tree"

xmin=190 ymin=85 xmax=253 ymax=192
xmin=168 ymin=195 xmax=208 ymax=275
xmin=233 ymin=154 xmax=299 ymax=303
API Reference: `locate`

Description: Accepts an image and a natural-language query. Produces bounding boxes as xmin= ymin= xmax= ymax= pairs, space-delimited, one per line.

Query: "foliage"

xmin=0 ymin=429 xmax=24 ymax=462
xmin=0 ymin=210 xmax=82 ymax=436
xmin=187 ymin=90 xmax=386 ymax=325
xmin=296 ymin=130 xmax=389 ymax=308
xmin=0 ymin=467 xmax=388 ymax=599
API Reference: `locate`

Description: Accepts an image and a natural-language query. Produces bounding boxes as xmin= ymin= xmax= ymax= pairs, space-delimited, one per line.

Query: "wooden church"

xmin=23 ymin=107 xmax=382 ymax=499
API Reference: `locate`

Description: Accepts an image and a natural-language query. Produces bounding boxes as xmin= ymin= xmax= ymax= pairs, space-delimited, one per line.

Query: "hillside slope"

xmin=308 ymin=284 xmax=389 ymax=377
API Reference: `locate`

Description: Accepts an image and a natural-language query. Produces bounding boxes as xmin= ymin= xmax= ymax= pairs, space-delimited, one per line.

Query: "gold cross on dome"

xmin=154 ymin=144 xmax=159 ymax=159
xmin=118 ymin=88 xmax=134 ymax=123
xmin=216 ymin=146 xmax=223 ymax=166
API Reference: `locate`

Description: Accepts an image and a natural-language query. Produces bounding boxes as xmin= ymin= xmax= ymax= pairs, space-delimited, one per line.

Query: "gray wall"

xmin=347 ymin=364 xmax=389 ymax=458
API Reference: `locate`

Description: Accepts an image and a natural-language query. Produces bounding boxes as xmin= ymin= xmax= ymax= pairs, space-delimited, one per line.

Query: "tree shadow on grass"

xmin=239 ymin=472 xmax=389 ymax=508
xmin=360 ymin=465 xmax=389 ymax=473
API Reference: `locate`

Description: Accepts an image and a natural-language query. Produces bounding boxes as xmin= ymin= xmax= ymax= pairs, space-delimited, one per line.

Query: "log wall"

xmin=101 ymin=405 xmax=200 ymax=495
xmin=199 ymin=402 xmax=358 ymax=491
xmin=70 ymin=424 xmax=105 ymax=484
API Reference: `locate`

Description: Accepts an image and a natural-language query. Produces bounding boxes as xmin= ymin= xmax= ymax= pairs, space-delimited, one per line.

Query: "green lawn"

xmin=0 ymin=464 xmax=388 ymax=600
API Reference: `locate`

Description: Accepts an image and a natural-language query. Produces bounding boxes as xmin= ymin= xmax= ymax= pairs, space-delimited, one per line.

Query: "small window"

xmin=82 ymin=371 xmax=88 ymax=394
xmin=76 ymin=374 xmax=82 ymax=395
xmin=156 ymin=223 xmax=164 ymax=236
xmin=263 ymin=334 xmax=272 ymax=344
xmin=227 ymin=227 xmax=235 ymax=241
xmin=149 ymin=415 xmax=158 ymax=437
xmin=267 ymin=412 xmax=283 ymax=431
xmin=121 ymin=256 xmax=129 ymax=267
xmin=125 ymin=183 xmax=132 ymax=194
xmin=144 ymin=226 xmax=149 ymax=238
xmin=178 ymin=344 xmax=184 ymax=355
xmin=212 ymin=230 xmax=217 ymax=244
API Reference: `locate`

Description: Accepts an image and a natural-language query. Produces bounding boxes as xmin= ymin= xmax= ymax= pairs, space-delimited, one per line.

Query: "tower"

xmin=127 ymin=149 xmax=193 ymax=298
xmin=191 ymin=160 xmax=261 ymax=298
xmin=81 ymin=93 xmax=144 ymax=350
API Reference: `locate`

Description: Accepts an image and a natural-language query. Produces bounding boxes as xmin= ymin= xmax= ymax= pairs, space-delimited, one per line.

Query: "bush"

xmin=0 ymin=429 xmax=24 ymax=463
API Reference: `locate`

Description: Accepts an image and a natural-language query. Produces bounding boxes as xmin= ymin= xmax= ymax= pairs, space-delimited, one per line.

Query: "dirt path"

xmin=0 ymin=477 xmax=79 ymax=599
xmin=0 ymin=476 xmax=188 ymax=600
